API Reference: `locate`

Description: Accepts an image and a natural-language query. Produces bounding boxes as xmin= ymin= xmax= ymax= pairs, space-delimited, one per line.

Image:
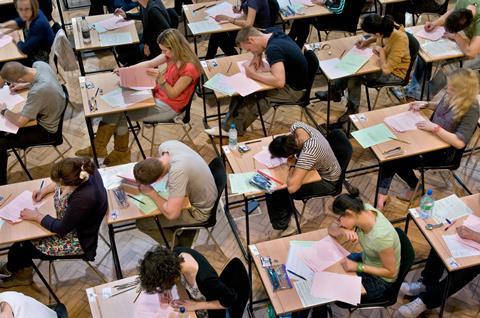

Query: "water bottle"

xmin=267 ymin=304 xmax=276 ymax=318
xmin=419 ymin=189 xmax=435 ymax=219
xmin=81 ymin=17 xmax=91 ymax=44
xmin=178 ymin=306 xmax=188 ymax=317
xmin=228 ymin=123 xmax=238 ymax=151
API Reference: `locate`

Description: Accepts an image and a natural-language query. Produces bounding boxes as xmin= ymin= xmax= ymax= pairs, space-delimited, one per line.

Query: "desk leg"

xmin=154 ymin=216 xmax=171 ymax=250
xmin=77 ymin=51 xmax=85 ymax=76
xmin=245 ymin=197 xmax=251 ymax=247
xmin=217 ymin=98 xmax=223 ymax=153
xmin=289 ymin=194 xmax=302 ymax=234
xmin=404 ymin=212 xmax=411 ymax=234
xmin=223 ymin=194 xmax=248 ymax=260
xmin=194 ymin=36 xmax=198 ymax=56
xmin=419 ymin=61 xmax=431 ymax=101
xmin=439 ymin=272 xmax=451 ymax=318
xmin=373 ymin=162 xmax=381 ymax=207
xmin=255 ymin=98 xmax=267 ymax=137
xmin=108 ymin=224 xmax=123 ymax=279
xmin=124 ymin=112 xmax=146 ymax=160
xmin=248 ymin=245 xmax=254 ymax=315
xmin=326 ymin=82 xmax=331 ymax=133
xmin=31 ymin=261 xmax=61 ymax=304
xmin=86 ymin=117 xmax=100 ymax=167
xmin=56 ymin=0 xmax=66 ymax=32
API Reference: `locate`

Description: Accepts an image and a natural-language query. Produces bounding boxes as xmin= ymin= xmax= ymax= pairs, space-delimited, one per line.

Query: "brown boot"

xmin=103 ymin=132 xmax=131 ymax=166
xmin=75 ymin=121 xmax=115 ymax=158
xmin=0 ymin=266 xmax=33 ymax=288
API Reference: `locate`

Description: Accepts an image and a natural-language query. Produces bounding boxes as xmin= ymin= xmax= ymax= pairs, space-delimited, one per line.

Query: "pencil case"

xmin=249 ymin=173 xmax=274 ymax=193
xmin=266 ymin=264 xmax=293 ymax=291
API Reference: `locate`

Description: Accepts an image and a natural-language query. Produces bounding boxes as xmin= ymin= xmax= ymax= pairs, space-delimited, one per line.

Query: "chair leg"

xmin=99 ymin=233 xmax=111 ymax=249
xmin=407 ymin=179 xmax=422 ymax=210
xmin=11 ymin=148 xmax=32 ymax=180
xmin=365 ymin=86 xmax=372 ymax=111
xmin=268 ymin=108 xmax=278 ymax=135
xmin=207 ymin=229 xmax=228 ymax=260
xmin=466 ymin=130 xmax=480 ymax=166
xmin=372 ymin=87 xmax=383 ymax=110
xmin=84 ymin=261 xmax=108 ymax=283
xmin=183 ymin=125 xmax=199 ymax=152
xmin=150 ymin=125 xmax=156 ymax=157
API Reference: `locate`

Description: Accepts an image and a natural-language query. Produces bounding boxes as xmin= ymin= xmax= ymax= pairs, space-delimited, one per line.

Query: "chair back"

xmin=53 ymin=85 xmax=70 ymax=145
xmin=327 ymin=129 xmax=352 ymax=193
xmin=49 ymin=28 xmax=78 ymax=73
xmin=299 ymin=49 xmax=319 ymax=107
xmin=181 ymin=82 xmax=198 ymax=125
xmin=204 ymin=157 xmax=227 ymax=228
xmin=424 ymin=147 xmax=467 ymax=171
xmin=219 ymin=257 xmax=250 ymax=318
xmin=402 ymin=32 xmax=420 ymax=85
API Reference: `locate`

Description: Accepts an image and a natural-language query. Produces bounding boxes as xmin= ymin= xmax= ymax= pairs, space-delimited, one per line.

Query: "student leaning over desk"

xmin=75 ymin=28 xmax=201 ymax=166
xmin=0 ymin=158 xmax=108 ymax=288
xmin=376 ymin=68 xmax=480 ymax=210
xmin=398 ymin=225 xmax=480 ymax=317
xmin=316 ymin=14 xmax=410 ymax=124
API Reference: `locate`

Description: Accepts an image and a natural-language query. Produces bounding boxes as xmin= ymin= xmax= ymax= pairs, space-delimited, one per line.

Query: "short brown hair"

xmin=134 ymin=158 xmax=164 ymax=185
xmin=14 ymin=0 xmax=39 ymax=20
xmin=235 ymin=26 xmax=263 ymax=45
xmin=0 ymin=62 xmax=28 ymax=83
xmin=51 ymin=158 xmax=96 ymax=186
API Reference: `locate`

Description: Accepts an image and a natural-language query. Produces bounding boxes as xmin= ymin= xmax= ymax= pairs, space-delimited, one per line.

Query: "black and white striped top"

xmin=290 ymin=122 xmax=341 ymax=182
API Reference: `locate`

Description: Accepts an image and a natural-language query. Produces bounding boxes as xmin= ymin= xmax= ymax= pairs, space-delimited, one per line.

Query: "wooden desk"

xmin=0 ymin=178 xmax=54 ymax=246
xmin=79 ymin=72 xmax=154 ymax=166
xmin=0 ymin=30 xmax=27 ymax=63
xmin=250 ymin=229 xmax=365 ymax=315
xmin=86 ymin=275 xmax=198 ymax=318
xmin=0 ymin=0 xmax=13 ymax=5
xmin=349 ymin=103 xmax=449 ymax=206
xmin=72 ymin=14 xmax=140 ymax=75
xmin=279 ymin=2 xmax=331 ymax=21
xmin=308 ymin=35 xmax=380 ymax=129
xmin=405 ymin=193 xmax=480 ymax=317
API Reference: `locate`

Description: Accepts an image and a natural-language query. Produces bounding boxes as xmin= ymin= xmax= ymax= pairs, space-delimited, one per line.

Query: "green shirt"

xmin=455 ymin=0 xmax=480 ymax=39
xmin=356 ymin=204 xmax=401 ymax=283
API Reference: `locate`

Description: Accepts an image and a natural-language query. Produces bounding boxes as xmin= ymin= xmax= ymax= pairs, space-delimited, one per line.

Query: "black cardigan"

xmin=174 ymin=247 xmax=238 ymax=317
xmin=40 ymin=170 xmax=108 ymax=260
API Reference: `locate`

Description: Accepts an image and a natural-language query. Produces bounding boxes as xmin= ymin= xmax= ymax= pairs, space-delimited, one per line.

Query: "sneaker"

xmin=280 ymin=216 xmax=299 ymax=237
xmin=0 ymin=262 xmax=11 ymax=278
xmin=398 ymin=298 xmax=427 ymax=318
xmin=388 ymin=86 xmax=405 ymax=101
xmin=204 ymin=126 xmax=229 ymax=137
xmin=315 ymin=90 xmax=342 ymax=102
xmin=400 ymin=281 xmax=426 ymax=296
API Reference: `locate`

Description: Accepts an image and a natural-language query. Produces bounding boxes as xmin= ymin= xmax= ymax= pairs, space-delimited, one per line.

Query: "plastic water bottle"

xmin=81 ymin=17 xmax=91 ymax=44
xmin=267 ymin=304 xmax=276 ymax=318
xmin=228 ymin=123 xmax=238 ymax=151
xmin=178 ymin=307 xmax=188 ymax=317
xmin=419 ymin=189 xmax=435 ymax=219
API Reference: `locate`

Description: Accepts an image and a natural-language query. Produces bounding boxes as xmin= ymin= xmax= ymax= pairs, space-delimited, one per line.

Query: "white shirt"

xmin=0 ymin=292 xmax=57 ymax=318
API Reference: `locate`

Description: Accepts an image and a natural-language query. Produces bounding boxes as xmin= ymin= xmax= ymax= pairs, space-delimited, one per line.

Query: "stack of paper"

xmin=431 ymin=194 xmax=473 ymax=224
xmin=335 ymin=47 xmax=373 ymax=75
xmin=311 ymin=272 xmax=362 ymax=305
xmin=134 ymin=287 xmax=180 ymax=318
xmin=351 ymin=123 xmax=396 ymax=148
xmin=443 ymin=234 xmax=480 ymax=258
xmin=205 ymin=2 xmax=242 ymax=19
xmin=416 ymin=27 xmax=445 ymax=41
xmin=286 ymin=240 xmax=315 ymax=280
xmin=188 ymin=20 xmax=222 ymax=35
xmin=0 ymin=191 xmax=45 ymax=223
xmin=119 ymin=67 xmax=156 ymax=90
xmin=99 ymin=162 xmax=137 ymax=189
xmin=421 ymin=38 xmax=463 ymax=57
xmin=96 ymin=16 xmax=134 ymax=31
xmin=227 ymin=72 xmax=262 ymax=97
xmin=319 ymin=58 xmax=350 ymax=80
xmin=99 ymin=32 xmax=132 ymax=46
xmin=253 ymin=149 xmax=287 ymax=168
xmin=294 ymin=279 xmax=330 ymax=307
xmin=298 ymin=236 xmax=350 ymax=272
xmin=130 ymin=194 xmax=158 ymax=214
xmin=100 ymin=87 xmax=152 ymax=108
xmin=204 ymin=73 xmax=236 ymax=96
xmin=384 ymin=111 xmax=425 ymax=132
xmin=0 ymin=34 xmax=13 ymax=49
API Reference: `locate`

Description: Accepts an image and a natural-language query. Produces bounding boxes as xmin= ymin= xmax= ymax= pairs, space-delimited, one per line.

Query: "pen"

xmin=339 ymin=49 xmax=346 ymax=59
xmin=256 ymin=169 xmax=284 ymax=185
xmin=39 ymin=180 xmax=44 ymax=190
xmin=226 ymin=62 xmax=232 ymax=74
xmin=133 ymin=290 xmax=141 ymax=303
xmin=245 ymin=139 xmax=262 ymax=145
xmin=445 ymin=218 xmax=452 ymax=225
xmin=383 ymin=146 xmax=401 ymax=154
xmin=193 ymin=5 xmax=205 ymax=12
xmin=389 ymin=137 xmax=410 ymax=144
xmin=94 ymin=88 xmax=100 ymax=99
xmin=127 ymin=194 xmax=145 ymax=205
xmin=287 ymin=269 xmax=306 ymax=281
xmin=444 ymin=219 xmax=457 ymax=231
xmin=205 ymin=3 xmax=216 ymax=8
xmin=111 ymin=286 xmax=137 ymax=298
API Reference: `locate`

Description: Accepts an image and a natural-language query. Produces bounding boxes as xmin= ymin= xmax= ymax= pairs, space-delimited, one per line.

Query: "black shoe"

xmin=315 ymin=90 xmax=342 ymax=102
xmin=337 ymin=104 xmax=359 ymax=123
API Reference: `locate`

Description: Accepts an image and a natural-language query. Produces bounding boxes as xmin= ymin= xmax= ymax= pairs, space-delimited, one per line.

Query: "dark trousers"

xmin=419 ymin=249 xmax=480 ymax=309
xmin=7 ymin=241 xmax=53 ymax=272
xmin=386 ymin=0 xmax=443 ymax=25
xmin=174 ymin=0 xmax=193 ymax=16
xmin=0 ymin=125 xmax=56 ymax=185
xmin=205 ymin=32 xmax=239 ymax=60
xmin=265 ymin=179 xmax=336 ymax=230
xmin=89 ymin=0 xmax=114 ymax=15
xmin=292 ymin=305 xmax=328 ymax=318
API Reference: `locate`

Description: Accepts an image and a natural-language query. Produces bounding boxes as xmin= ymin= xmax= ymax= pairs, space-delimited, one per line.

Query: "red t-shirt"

xmin=153 ymin=61 xmax=200 ymax=113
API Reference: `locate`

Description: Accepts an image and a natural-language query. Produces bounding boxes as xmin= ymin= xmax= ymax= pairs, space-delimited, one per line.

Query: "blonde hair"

xmin=157 ymin=29 xmax=202 ymax=76
xmin=446 ymin=68 xmax=479 ymax=121
xmin=14 ymin=0 xmax=39 ymax=20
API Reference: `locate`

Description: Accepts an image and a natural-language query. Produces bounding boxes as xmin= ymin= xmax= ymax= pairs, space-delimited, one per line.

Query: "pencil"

xmin=245 ymin=139 xmax=261 ymax=145
xmin=253 ymin=158 xmax=256 ymax=169
xmin=226 ymin=62 xmax=232 ymax=74
xmin=205 ymin=3 xmax=216 ymax=8
xmin=339 ymin=49 xmax=346 ymax=59
xmin=94 ymin=88 xmax=100 ymax=98
xmin=193 ymin=5 xmax=205 ymax=12
xmin=133 ymin=290 xmax=141 ymax=303
xmin=287 ymin=269 xmax=306 ymax=281
xmin=256 ymin=169 xmax=284 ymax=185
xmin=39 ymin=180 xmax=44 ymax=190
xmin=389 ymin=137 xmax=410 ymax=144
xmin=111 ymin=286 xmax=137 ymax=298
xmin=127 ymin=194 xmax=145 ymax=205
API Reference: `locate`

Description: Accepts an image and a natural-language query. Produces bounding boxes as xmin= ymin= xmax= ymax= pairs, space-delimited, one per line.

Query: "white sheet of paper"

xmin=421 ymin=38 xmax=463 ymax=57
xmin=227 ymin=72 xmax=263 ymax=96
xmin=286 ymin=241 xmax=315 ymax=281
xmin=294 ymin=279 xmax=331 ymax=307
xmin=319 ymin=58 xmax=350 ymax=80
xmin=384 ymin=111 xmax=425 ymax=132
xmin=431 ymin=194 xmax=473 ymax=224
xmin=253 ymin=149 xmax=287 ymax=168
xmin=311 ymin=272 xmax=362 ymax=306
xmin=443 ymin=234 xmax=480 ymax=258
xmin=416 ymin=26 xmax=445 ymax=41
xmin=96 ymin=16 xmax=134 ymax=31
xmin=0 ymin=34 xmax=12 ymax=48
xmin=100 ymin=87 xmax=152 ymax=108
xmin=0 ymin=190 xmax=45 ymax=223
xmin=0 ymin=116 xmax=19 ymax=134
xmin=99 ymin=32 xmax=133 ymax=46
xmin=99 ymin=163 xmax=137 ymax=189
xmin=463 ymin=215 xmax=480 ymax=232
xmin=0 ymin=86 xmax=25 ymax=109
xmin=205 ymin=1 xmax=243 ymax=19
xmin=188 ymin=20 xmax=221 ymax=35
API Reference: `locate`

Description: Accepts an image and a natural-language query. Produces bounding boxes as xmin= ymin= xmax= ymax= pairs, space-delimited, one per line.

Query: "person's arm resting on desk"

xmin=445 ymin=33 xmax=480 ymax=59
xmin=245 ymin=61 xmax=285 ymax=88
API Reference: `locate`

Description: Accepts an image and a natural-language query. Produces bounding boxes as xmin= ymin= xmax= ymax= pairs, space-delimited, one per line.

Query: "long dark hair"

xmin=269 ymin=134 xmax=301 ymax=158
xmin=332 ymin=188 xmax=364 ymax=217
xmin=50 ymin=158 xmax=96 ymax=186
xmin=361 ymin=14 xmax=396 ymax=37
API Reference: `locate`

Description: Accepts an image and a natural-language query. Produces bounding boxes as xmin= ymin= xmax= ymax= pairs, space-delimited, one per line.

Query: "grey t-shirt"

xmin=159 ymin=141 xmax=217 ymax=217
xmin=21 ymin=61 xmax=65 ymax=133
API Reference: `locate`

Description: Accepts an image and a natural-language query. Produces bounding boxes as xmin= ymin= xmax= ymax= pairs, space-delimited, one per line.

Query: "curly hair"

xmin=138 ymin=246 xmax=183 ymax=293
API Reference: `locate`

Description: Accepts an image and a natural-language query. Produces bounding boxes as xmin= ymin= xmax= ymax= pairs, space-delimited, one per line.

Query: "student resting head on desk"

xmin=204 ymin=26 xmax=308 ymax=137
xmin=205 ymin=0 xmax=272 ymax=59
xmin=138 ymin=246 xmax=238 ymax=318
xmin=376 ymin=68 xmax=480 ymax=210
xmin=316 ymin=14 xmax=411 ymax=123
xmin=75 ymin=28 xmax=201 ymax=166
xmin=0 ymin=0 xmax=54 ymax=64
xmin=403 ymin=1 xmax=480 ymax=100
xmin=133 ymin=140 xmax=218 ymax=247
xmin=328 ymin=191 xmax=401 ymax=303
xmin=0 ymin=158 xmax=108 ymax=288
xmin=0 ymin=61 xmax=65 ymax=185
xmin=264 ymin=121 xmax=341 ymax=237
xmin=398 ymin=226 xmax=480 ymax=317
xmin=0 ymin=291 xmax=58 ymax=318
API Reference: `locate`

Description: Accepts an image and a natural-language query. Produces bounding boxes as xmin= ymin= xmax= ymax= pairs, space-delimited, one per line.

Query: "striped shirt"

xmin=290 ymin=122 xmax=341 ymax=182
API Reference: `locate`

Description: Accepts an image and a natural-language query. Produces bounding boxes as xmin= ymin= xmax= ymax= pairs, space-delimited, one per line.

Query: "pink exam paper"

xmin=97 ymin=16 xmax=134 ymax=31
xmin=463 ymin=215 xmax=480 ymax=232
xmin=311 ymin=271 xmax=362 ymax=305
xmin=226 ymin=72 xmax=262 ymax=97
xmin=134 ymin=287 xmax=180 ymax=318
xmin=0 ymin=86 xmax=25 ymax=109
xmin=452 ymin=233 xmax=480 ymax=251
xmin=119 ymin=67 xmax=156 ymax=90
xmin=0 ymin=190 xmax=45 ymax=223
xmin=416 ymin=27 xmax=445 ymax=41
xmin=236 ymin=60 xmax=271 ymax=74
xmin=298 ymin=236 xmax=349 ymax=272
xmin=253 ymin=149 xmax=287 ymax=168
xmin=0 ymin=34 xmax=13 ymax=49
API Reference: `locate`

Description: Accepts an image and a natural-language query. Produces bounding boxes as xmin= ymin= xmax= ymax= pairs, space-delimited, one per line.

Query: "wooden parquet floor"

xmin=2 ymin=1 xmax=480 ymax=317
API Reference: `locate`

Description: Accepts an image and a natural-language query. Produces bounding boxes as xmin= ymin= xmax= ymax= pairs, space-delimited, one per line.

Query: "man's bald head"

xmin=0 ymin=62 xmax=28 ymax=83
